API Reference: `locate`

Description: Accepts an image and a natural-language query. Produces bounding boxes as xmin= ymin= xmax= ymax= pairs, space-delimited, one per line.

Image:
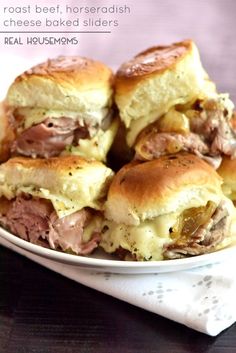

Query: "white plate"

xmin=1 ymin=226 xmax=236 ymax=274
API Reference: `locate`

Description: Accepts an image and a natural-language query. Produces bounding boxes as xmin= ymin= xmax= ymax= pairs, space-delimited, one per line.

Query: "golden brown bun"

xmin=105 ymin=153 xmax=223 ymax=225
xmin=0 ymin=156 xmax=114 ymax=218
xmin=217 ymin=157 xmax=236 ymax=200
xmin=116 ymin=40 xmax=193 ymax=86
xmin=115 ymin=40 xmax=212 ymax=146
xmin=6 ymin=56 xmax=114 ymax=113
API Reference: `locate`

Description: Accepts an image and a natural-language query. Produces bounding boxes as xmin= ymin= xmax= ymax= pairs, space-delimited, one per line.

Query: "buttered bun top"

xmin=0 ymin=156 xmax=114 ymax=218
xmin=117 ymin=40 xmax=192 ymax=79
xmin=115 ymin=40 xmax=214 ymax=146
xmin=105 ymin=153 xmax=223 ymax=226
xmin=6 ymin=56 xmax=114 ymax=113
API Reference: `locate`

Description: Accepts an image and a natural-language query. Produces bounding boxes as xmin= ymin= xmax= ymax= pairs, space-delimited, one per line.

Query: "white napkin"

xmin=1 ymin=236 xmax=236 ymax=337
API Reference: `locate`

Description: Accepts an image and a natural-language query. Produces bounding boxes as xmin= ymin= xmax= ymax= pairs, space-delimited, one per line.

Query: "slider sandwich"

xmin=5 ymin=56 xmax=118 ymax=161
xmin=115 ymin=40 xmax=236 ymax=168
xmin=100 ymin=153 xmax=236 ymax=261
xmin=0 ymin=156 xmax=113 ymax=255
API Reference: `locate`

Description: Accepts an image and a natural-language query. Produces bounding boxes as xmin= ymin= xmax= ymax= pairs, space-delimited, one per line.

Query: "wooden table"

xmin=1 ymin=245 xmax=236 ymax=353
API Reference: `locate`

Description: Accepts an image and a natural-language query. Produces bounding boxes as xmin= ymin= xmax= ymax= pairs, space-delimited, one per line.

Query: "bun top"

xmin=6 ymin=56 xmax=114 ymax=112
xmin=117 ymin=40 xmax=191 ymax=80
xmin=105 ymin=153 xmax=223 ymax=225
xmin=115 ymin=40 xmax=211 ymax=146
xmin=0 ymin=156 xmax=114 ymax=218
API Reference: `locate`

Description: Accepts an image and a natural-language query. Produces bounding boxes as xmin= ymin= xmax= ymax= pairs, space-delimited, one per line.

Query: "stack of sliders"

xmin=0 ymin=56 xmax=116 ymax=255
xmin=0 ymin=40 xmax=236 ymax=261
xmin=100 ymin=39 xmax=236 ymax=261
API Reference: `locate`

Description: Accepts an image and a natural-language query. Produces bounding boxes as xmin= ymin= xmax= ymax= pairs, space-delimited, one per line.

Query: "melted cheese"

xmin=101 ymin=196 xmax=236 ymax=261
xmin=17 ymin=107 xmax=109 ymax=130
xmin=19 ymin=186 xmax=96 ymax=218
xmin=100 ymin=213 xmax=178 ymax=261
xmin=222 ymin=185 xmax=234 ymax=199
xmin=127 ymin=88 xmax=233 ymax=147
xmin=64 ymin=119 xmax=118 ymax=162
xmin=0 ymin=182 xmax=101 ymax=219
xmin=83 ymin=215 xmax=102 ymax=243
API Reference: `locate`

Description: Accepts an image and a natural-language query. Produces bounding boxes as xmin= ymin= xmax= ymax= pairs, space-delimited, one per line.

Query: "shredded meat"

xmin=163 ymin=201 xmax=229 ymax=259
xmin=195 ymin=154 xmax=222 ymax=170
xmin=190 ymin=99 xmax=236 ymax=157
xmin=135 ymin=96 xmax=236 ymax=168
xmin=11 ymin=108 xmax=114 ymax=159
xmin=0 ymin=196 xmax=101 ymax=255
xmin=135 ymin=132 xmax=209 ymax=159
xmin=208 ymin=120 xmax=236 ymax=156
xmin=11 ymin=117 xmax=90 ymax=158
xmin=115 ymin=247 xmax=137 ymax=261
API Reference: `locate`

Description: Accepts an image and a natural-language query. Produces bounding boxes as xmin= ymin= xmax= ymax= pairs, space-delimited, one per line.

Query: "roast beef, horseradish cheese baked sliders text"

xmin=5 ymin=56 xmax=118 ymax=162
xmin=100 ymin=153 xmax=236 ymax=261
xmin=0 ymin=156 xmax=113 ymax=255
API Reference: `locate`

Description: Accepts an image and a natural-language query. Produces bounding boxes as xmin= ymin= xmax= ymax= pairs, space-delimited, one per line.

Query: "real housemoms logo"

xmin=0 ymin=4 xmax=131 ymax=45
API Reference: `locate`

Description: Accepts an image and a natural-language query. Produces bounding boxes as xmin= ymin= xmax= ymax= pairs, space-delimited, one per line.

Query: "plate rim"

xmin=1 ymin=226 xmax=236 ymax=271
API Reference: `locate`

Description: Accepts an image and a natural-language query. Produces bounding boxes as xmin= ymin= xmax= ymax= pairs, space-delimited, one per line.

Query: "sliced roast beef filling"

xmin=11 ymin=117 xmax=91 ymax=158
xmin=135 ymin=132 xmax=209 ymax=159
xmin=11 ymin=110 xmax=114 ymax=158
xmin=0 ymin=196 xmax=101 ymax=255
xmin=163 ymin=201 xmax=230 ymax=259
xmin=135 ymin=96 xmax=236 ymax=167
xmin=189 ymin=98 xmax=236 ymax=157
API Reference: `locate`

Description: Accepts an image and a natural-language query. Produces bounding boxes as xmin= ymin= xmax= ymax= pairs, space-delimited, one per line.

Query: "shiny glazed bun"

xmin=0 ymin=156 xmax=114 ymax=218
xmin=6 ymin=56 xmax=114 ymax=114
xmin=105 ymin=153 xmax=223 ymax=226
xmin=115 ymin=40 xmax=212 ymax=146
